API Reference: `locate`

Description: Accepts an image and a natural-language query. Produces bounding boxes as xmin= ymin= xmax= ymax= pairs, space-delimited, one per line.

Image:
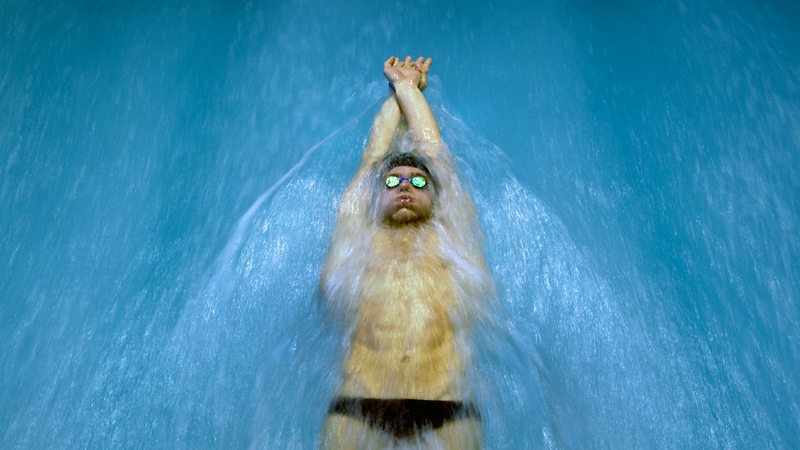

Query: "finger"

xmin=405 ymin=55 xmax=413 ymax=64
xmin=418 ymin=57 xmax=431 ymax=73
xmin=385 ymin=56 xmax=396 ymax=67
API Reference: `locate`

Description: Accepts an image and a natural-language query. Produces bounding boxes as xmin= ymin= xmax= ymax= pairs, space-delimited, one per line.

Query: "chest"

xmin=360 ymin=229 xmax=456 ymax=304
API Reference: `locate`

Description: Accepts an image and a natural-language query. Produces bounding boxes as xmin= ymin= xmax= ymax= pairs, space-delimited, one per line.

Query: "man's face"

xmin=379 ymin=165 xmax=434 ymax=226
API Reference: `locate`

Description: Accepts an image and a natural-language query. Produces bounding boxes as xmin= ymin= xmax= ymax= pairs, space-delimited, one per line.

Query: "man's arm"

xmin=361 ymin=56 xmax=432 ymax=167
xmin=359 ymin=94 xmax=402 ymax=168
xmin=384 ymin=56 xmax=441 ymax=157
xmin=320 ymin=58 xmax=430 ymax=295
xmin=337 ymin=56 xmax=432 ymax=217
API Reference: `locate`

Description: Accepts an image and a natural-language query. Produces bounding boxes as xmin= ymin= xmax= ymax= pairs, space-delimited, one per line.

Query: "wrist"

xmin=390 ymin=80 xmax=420 ymax=94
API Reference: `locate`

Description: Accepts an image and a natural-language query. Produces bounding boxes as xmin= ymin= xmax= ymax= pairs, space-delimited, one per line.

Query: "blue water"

xmin=2 ymin=0 xmax=798 ymax=448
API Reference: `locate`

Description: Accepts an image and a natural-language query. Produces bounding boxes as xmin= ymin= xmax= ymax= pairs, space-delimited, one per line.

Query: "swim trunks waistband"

xmin=327 ymin=396 xmax=481 ymax=438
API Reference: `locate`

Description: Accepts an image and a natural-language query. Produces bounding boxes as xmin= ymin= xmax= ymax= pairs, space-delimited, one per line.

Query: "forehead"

xmin=385 ymin=165 xmax=428 ymax=177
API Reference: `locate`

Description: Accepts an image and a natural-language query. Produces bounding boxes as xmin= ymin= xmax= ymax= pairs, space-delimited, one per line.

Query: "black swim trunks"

xmin=327 ymin=396 xmax=481 ymax=438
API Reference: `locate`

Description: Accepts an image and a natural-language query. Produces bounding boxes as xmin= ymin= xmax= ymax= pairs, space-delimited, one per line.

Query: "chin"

xmin=386 ymin=214 xmax=417 ymax=226
xmin=383 ymin=208 xmax=431 ymax=227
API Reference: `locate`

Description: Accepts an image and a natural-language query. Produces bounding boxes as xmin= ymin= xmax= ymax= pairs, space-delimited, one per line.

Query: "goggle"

xmin=385 ymin=175 xmax=428 ymax=189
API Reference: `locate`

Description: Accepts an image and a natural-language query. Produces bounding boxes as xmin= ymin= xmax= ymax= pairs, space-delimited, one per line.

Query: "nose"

xmin=397 ymin=178 xmax=412 ymax=190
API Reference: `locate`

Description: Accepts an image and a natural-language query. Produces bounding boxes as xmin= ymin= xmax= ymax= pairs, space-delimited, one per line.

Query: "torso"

xmin=339 ymin=226 xmax=464 ymax=399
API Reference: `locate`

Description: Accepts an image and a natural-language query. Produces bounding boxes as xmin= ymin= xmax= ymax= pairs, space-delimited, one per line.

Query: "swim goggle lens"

xmin=385 ymin=175 xmax=428 ymax=189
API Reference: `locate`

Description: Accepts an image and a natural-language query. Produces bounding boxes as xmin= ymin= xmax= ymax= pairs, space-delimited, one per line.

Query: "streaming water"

xmin=2 ymin=0 xmax=798 ymax=448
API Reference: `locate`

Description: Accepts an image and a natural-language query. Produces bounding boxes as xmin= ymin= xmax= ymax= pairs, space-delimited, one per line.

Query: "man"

xmin=320 ymin=56 xmax=494 ymax=449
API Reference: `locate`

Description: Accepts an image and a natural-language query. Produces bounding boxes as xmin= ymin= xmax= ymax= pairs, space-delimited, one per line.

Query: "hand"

xmin=384 ymin=56 xmax=432 ymax=91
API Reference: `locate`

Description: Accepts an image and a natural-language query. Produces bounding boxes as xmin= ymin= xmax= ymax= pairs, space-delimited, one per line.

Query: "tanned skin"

xmin=320 ymin=56 xmax=490 ymax=449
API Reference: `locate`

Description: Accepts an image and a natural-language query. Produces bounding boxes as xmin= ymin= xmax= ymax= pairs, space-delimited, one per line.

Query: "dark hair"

xmin=382 ymin=152 xmax=432 ymax=178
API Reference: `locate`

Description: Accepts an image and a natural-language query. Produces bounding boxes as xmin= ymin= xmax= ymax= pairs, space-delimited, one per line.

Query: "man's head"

xmin=378 ymin=153 xmax=435 ymax=227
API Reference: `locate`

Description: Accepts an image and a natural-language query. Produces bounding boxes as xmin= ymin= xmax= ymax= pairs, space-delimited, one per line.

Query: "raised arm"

xmin=332 ymin=56 xmax=436 ymax=220
xmin=384 ymin=56 xmax=441 ymax=154
xmin=360 ymin=56 xmax=432 ymax=167
xmin=359 ymin=94 xmax=402 ymax=168
xmin=321 ymin=57 xmax=432 ymax=293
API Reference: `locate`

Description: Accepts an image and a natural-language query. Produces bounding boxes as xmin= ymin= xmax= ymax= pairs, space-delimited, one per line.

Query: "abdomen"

xmin=342 ymin=254 xmax=464 ymax=399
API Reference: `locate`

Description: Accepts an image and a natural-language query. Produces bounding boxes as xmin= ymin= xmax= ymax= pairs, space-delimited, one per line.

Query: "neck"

xmin=381 ymin=219 xmax=428 ymax=229
xmin=374 ymin=220 xmax=436 ymax=252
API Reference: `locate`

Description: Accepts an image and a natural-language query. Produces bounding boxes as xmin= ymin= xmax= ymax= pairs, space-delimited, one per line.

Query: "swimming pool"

xmin=2 ymin=0 xmax=798 ymax=447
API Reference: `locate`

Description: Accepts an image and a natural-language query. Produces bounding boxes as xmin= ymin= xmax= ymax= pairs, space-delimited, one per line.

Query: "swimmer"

xmin=320 ymin=56 xmax=494 ymax=449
